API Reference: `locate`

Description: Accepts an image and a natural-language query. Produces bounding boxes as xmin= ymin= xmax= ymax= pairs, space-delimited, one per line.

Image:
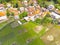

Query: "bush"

xmin=19 ymin=11 xmax=28 ymax=19
xmin=41 ymin=15 xmax=52 ymax=25
xmin=20 ymin=19 xmax=27 ymax=24
xmin=6 ymin=9 xmax=10 ymax=17
xmin=13 ymin=3 xmax=18 ymax=8
xmin=55 ymin=4 xmax=60 ymax=10
xmin=34 ymin=18 xmax=42 ymax=24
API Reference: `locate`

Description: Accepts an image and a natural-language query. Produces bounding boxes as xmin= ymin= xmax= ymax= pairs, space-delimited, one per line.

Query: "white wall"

xmin=0 ymin=16 xmax=7 ymax=20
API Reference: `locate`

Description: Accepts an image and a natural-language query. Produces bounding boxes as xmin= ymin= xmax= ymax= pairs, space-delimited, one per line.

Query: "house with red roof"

xmin=9 ymin=8 xmax=19 ymax=19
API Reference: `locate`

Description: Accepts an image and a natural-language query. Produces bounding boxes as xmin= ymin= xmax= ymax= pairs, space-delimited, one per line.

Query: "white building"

xmin=0 ymin=16 xmax=7 ymax=21
xmin=23 ymin=0 xmax=28 ymax=6
xmin=50 ymin=12 xmax=60 ymax=19
xmin=24 ymin=16 xmax=35 ymax=21
xmin=20 ymin=7 xmax=25 ymax=12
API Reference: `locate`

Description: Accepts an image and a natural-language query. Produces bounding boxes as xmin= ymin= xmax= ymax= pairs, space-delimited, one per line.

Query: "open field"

xmin=0 ymin=21 xmax=45 ymax=45
xmin=41 ymin=25 xmax=60 ymax=45
xmin=0 ymin=21 xmax=7 ymax=29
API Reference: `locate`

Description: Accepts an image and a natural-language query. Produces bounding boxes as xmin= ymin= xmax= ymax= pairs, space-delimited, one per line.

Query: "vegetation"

xmin=0 ymin=21 xmax=7 ymax=29
xmin=33 ymin=14 xmax=53 ymax=25
xmin=55 ymin=4 xmax=60 ymax=9
xmin=34 ymin=18 xmax=42 ymax=25
xmin=20 ymin=19 xmax=27 ymax=24
xmin=0 ymin=0 xmax=60 ymax=45
xmin=19 ymin=11 xmax=28 ymax=19
xmin=0 ymin=21 xmax=45 ymax=45
xmin=41 ymin=14 xmax=53 ymax=26
xmin=6 ymin=9 xmax=10 ymax=17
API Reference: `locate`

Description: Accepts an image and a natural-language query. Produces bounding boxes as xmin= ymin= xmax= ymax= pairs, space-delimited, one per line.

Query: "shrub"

xmin=19 ymin=11 xmax=27 ymax=19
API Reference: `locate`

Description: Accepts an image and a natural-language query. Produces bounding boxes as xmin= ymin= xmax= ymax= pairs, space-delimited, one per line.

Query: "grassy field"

xmin=41 ymin=24 xmax=60 ymax=45
xmin=0 ymin=21 xmax=45 ymax=45
xmin=0 ymin=21 xmax=7 ymax=29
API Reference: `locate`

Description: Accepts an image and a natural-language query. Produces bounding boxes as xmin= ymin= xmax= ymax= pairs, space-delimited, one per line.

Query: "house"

xmin=0 ymin=11 xmax=7 ymax=21
xmin=55 ymin=9 xmax=60 ymax=14
xmin=27 ymin=6 xmax=35 ymax=13
xmin=24 ymin=16 xmax=30 ymax=21
xmin=24 ymin=11 xmax=35 ymax=21
xmin=7 ymin=3 xmax=12 ymax=8
xmin=50 ymin=11 xmax=60 ymax=24
xmin=24 ymin=6 xmax=41 ymax=21
xmin=9 ymin=8 xmax=19 ymax=19
xmin=0 ymin=4 xmax=5 ymax=11
xmin=24 ymin=6 xmax=36 ymax=21
xmin=0 ymin=4 xmax=7 ymax=21
xmin=50 ymin=12 xmax=60 ymax=19
xmin=40 ymin=7 xmax=50 ymax=18
xmin=23 ymin=0 xmax=28 ymax=6
xmin=35 ymin=5 xmax=41 ymax=10
xmin=32 ymin=0 xmax=37 ymax=6
xmin=20 ymin=7 xmax=25 ymax=13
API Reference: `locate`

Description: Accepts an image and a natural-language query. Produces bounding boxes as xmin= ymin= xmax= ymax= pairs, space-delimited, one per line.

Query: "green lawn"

xmin=0 ymin=21 xmax=7 ymax=29
xmin=28 ymin=37 xmax=45 ymax=45
xmin=0 ymin=21 xmax=45 ymax=45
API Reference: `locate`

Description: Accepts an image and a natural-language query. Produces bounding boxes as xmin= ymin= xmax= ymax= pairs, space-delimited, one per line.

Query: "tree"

xmin=19 ymin=11 xmax=27 ymax=19
xmin=57 ymin=0 xmax=60 ymax=4
xmin=37 ymin=0 xmax=47 ymax=7
xmin=13 ymin=3 xmax=18 ymax=8
xmin=34 ymin=18 xmax=42 ymax=24
xmin=6 ymin=9 xmax=10 ymax=17
xmin=11 ymin=12 xmax=14 ymax=17
xmin=41 ymin=14 xmax=52 ymax=25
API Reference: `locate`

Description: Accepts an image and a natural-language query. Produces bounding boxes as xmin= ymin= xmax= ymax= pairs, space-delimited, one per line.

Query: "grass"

xmin=20 ymin=19 xmax=27 ymax=24
xmin=54 ymin=25 xmax=60 ymax=29
xmin=0 ymin=21 xmax=45 ymax=45
xmin=28 ymin=37 xmax=45 ymax=45
xmin=0 ymin=21 xmax=7 ymax=28
xmin=41 ymin=24 xmax=60 ymax=45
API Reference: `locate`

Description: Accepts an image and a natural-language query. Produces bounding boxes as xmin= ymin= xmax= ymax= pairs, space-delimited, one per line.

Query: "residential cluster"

xmin=0 ymin=0 xmax=60 ymax=23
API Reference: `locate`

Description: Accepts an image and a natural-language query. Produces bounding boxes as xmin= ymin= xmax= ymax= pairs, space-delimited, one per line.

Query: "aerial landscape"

xmin=0 ymin=0 xmax=60 ymax=45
